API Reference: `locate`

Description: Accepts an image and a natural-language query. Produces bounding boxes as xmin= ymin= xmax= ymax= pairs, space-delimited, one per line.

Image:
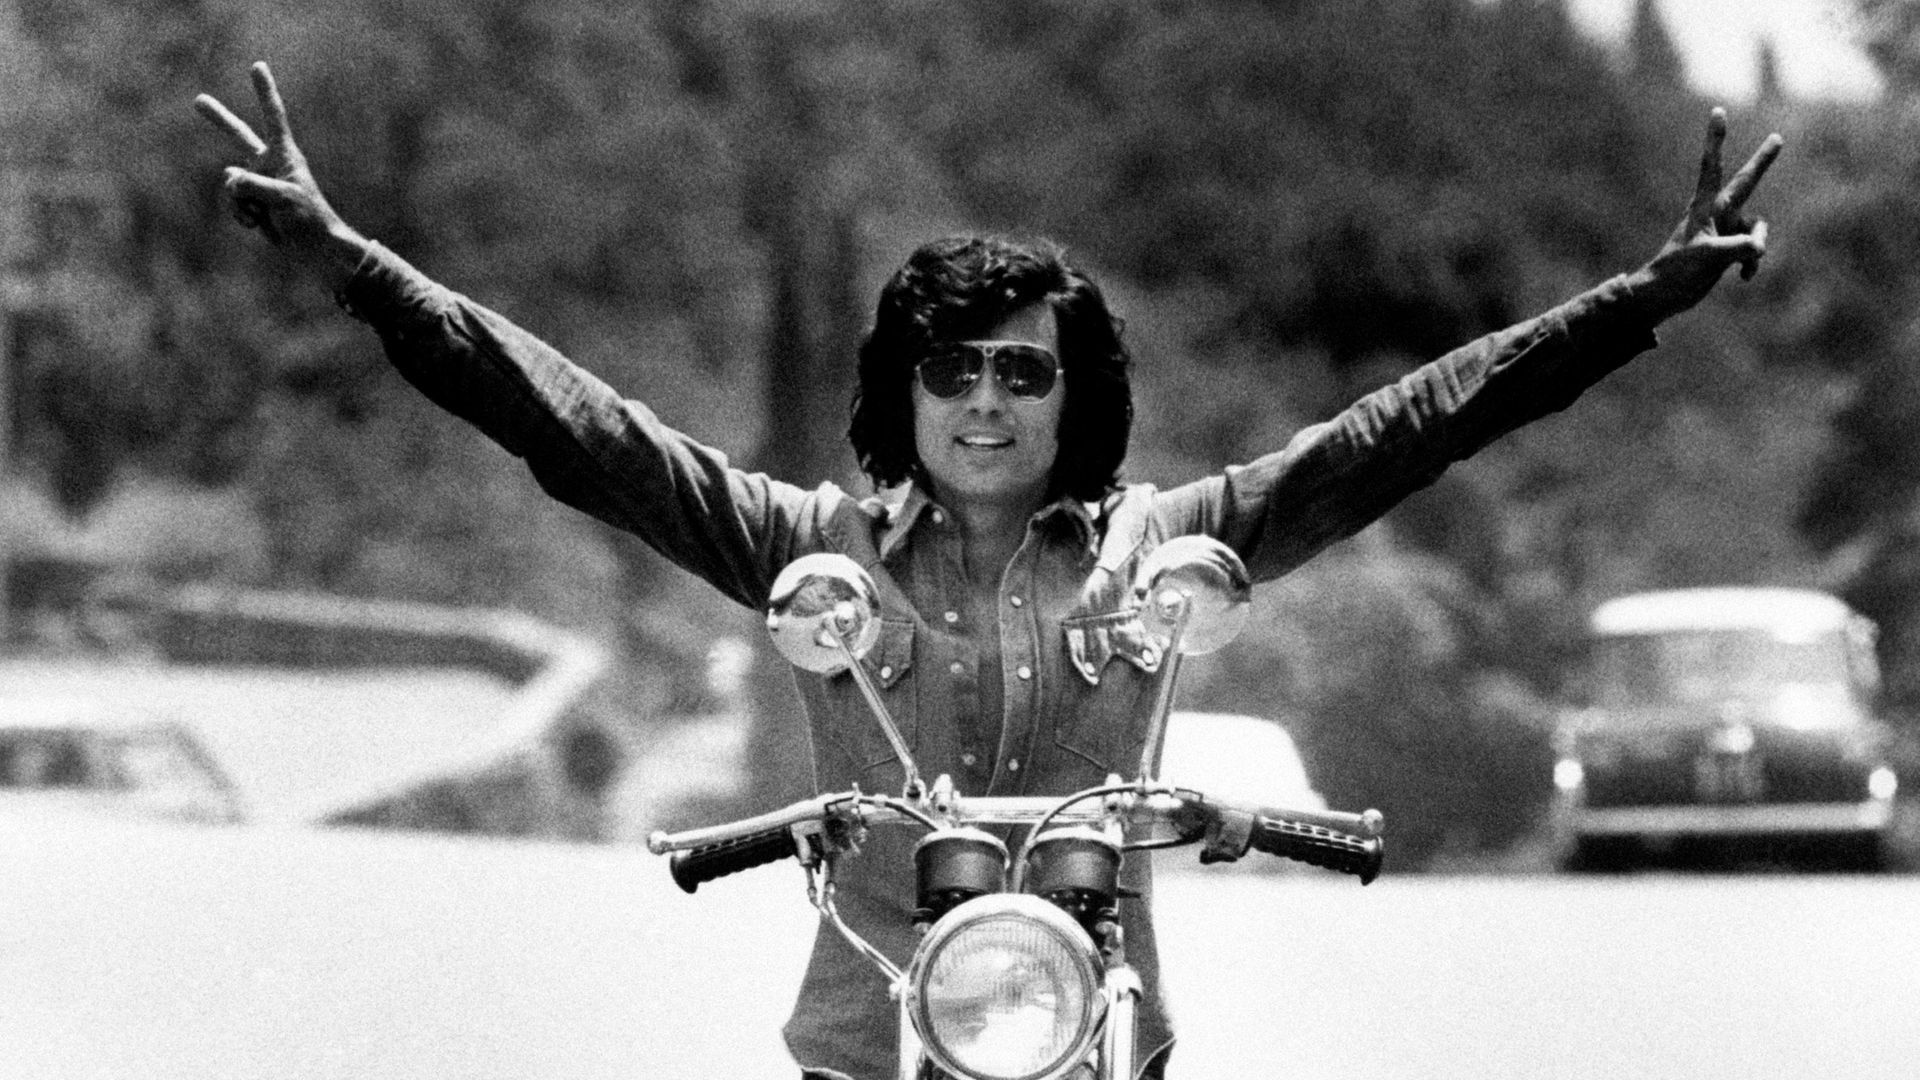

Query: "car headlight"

xmin=1870 ymin=766 xmax=1898 ymax=801
xmin=1554 ymin=758 xmax=1585 ymax=792
xmin=905 ymin=893 xmax=1104 ymax=1080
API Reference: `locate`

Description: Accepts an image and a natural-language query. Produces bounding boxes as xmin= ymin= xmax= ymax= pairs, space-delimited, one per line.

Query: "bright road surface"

xmin=3 ymin=811 xmax=1917 ymax=1080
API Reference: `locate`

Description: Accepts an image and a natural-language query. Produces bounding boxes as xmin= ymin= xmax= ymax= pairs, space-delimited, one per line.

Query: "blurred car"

xmin=1551 ymin=587 xmax=1902 ymax=870
xmin=0 ymin=696 xmax=245 ymax=825
xmin=1156 ymin=710 xmax=1326 ymax=874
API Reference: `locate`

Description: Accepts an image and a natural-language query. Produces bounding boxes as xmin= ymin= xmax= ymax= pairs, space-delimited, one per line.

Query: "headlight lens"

xmin=907 ymin=894 xmax=1103 ymax=1080
xmin=1553 ymin=758 xmax=1585 ymax=791
xmin=1870 ymin=766 xmax=1898 ymax=800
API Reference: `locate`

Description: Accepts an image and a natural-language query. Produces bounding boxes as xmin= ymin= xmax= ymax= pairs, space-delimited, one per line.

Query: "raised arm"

xmin=192 ymin=62 xmax=837 ymax=611
xmin=195 ymin=62 xmax=370 ymax=292
xmin=1154 ymin=107 xmax=1784 ymax=582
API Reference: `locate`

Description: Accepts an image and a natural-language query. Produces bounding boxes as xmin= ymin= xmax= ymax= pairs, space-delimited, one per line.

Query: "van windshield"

xmin=0 ymin=732 xmax=95 ymax=789
xmin=1590 ymin=628 xmax=1853 ymax=710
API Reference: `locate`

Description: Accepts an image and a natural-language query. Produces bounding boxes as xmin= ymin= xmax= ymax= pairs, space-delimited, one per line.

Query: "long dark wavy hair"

xmin=848 ymin=235 xmax=1133 ymax=503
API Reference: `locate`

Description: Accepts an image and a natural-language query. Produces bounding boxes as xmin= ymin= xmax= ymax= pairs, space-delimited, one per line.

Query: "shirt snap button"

xmin=1016 ymin=665 xmax=1032 ymax=680
xmin=931 ymin=510 xmax=945 ymax=524
xmin=1009 ymin=595 xmax=1024 ymax=607
xmin=878 ymin=665 xmax=894 ymax=680
xmin=960 ymin=753 xmax=978 ymax=767
xmin=949 ymin=661 xmax=965 ymax=675
xmin=944 ymin=611 xmax=960 ymax=624
xmin=1006 ymin=759 xmax=1021 ymax=772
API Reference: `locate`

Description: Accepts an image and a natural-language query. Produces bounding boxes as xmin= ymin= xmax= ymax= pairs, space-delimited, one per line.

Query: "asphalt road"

xmin=4 ymin=813 xmax=1917 ymax=1080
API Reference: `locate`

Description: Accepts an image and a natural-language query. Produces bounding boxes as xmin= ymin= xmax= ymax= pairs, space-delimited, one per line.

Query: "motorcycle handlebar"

xmin=649 ymin=786 xmax=1386 ymax=888
xmin=1246 ymin=812 xmax=1384 ymax=883
xmin=648 ymin=792 xmax=848 ymax=856
xmin=669 ymin=826 xmax=798 ymax=893
xmin=1186 ymin=793 xmax=1384 ymax=883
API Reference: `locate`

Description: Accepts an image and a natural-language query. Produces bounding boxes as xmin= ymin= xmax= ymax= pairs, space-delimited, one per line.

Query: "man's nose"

xmin=961 ymin=365 xmax=1008 ymax=410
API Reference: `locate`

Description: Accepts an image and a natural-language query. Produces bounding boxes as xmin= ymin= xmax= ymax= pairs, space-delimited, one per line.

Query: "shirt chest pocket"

xmin=1061 ymin=608 xmax=1167 ymax=685
xmin=1053 ymin=603 xmax=1167 ymax=777
xmin=822 ymin=618 xmax=918 ymax=785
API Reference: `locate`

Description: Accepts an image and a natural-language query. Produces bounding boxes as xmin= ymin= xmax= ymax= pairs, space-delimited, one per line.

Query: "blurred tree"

xmin=1773 ymin=168 xmax=1920 ymax=707
xmin=1755 ymin=37 xmax=1787 ymax=106
xmin=7 ymin=0 xmax=266 ymax=512
xmin=1764 ymin=2 xmax=1920 ymax=710
xmin=1627 ymin=0 xmax=1689 ymax=89
xmin=1857 ymin=0 xmax=1920 ymax=90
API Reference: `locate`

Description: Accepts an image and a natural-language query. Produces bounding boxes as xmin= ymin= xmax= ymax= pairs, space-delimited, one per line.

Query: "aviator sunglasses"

xmin=915 ymin=340 xmax=1061 ymax=402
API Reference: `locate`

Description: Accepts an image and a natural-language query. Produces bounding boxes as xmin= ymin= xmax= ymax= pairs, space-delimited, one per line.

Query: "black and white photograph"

xmin=5 ymin=1 xmax=1919 ymax=1077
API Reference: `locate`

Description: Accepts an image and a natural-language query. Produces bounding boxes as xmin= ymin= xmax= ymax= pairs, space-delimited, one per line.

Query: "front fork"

xmin=897 ymin=965 xmax=1143 ymax=1080
xmin=1100 ymin=966 xmax=1142 ymax=1080
xmin=899 ymin=988 xmax=921 ymax=1080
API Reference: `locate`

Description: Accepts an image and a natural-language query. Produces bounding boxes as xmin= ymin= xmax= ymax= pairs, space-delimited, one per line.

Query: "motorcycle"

xmin=647 ymin=535 xmax=1385 ymax=1080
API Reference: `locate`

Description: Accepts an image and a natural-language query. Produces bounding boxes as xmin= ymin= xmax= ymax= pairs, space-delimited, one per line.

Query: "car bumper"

xmin=1567 ymin=798 xmax=1895 ymax=838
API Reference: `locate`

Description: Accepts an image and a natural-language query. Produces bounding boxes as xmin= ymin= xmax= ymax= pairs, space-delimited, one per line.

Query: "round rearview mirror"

xmin=1133 ymin=535 xmax=1251 ymax=656
xmin=766 ymin=554 xmax=882 ymax=674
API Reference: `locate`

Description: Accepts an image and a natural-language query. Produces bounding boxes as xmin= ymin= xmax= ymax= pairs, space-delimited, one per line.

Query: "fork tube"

xmin=1101 ymin=967 xmax=1142 ymax=1080
xmin=897 ymin=983 xmax=921 ymax=1080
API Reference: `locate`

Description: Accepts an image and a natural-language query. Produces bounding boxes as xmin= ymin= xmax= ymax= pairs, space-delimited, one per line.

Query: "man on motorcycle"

xmin=196 ymin=61 xmax=1779 ymax=1080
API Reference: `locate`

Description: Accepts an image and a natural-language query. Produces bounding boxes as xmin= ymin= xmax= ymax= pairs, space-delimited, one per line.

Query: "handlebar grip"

xmin=669 ymin=827 xmax=798 ymax=894
xmin=1249 ymin=815 xmax=1384 ymax=885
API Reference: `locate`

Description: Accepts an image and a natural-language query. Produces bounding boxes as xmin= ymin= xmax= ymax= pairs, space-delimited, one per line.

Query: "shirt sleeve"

xmin=1152 ymin=273 xmax=1660 ymax=583
xmin=337 ymin=242 xmax=826 ymax=610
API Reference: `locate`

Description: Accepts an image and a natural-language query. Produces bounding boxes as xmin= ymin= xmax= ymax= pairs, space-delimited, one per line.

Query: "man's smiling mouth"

xmin=957 ymin=435 xmax=1013 ymax=449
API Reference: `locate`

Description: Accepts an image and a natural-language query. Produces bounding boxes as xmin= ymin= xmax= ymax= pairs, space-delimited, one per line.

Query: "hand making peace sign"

xmin=1629 ymin=107 xmax=1785 ymax=321
xmin=194 ymin=62 xmax=368 ymax=288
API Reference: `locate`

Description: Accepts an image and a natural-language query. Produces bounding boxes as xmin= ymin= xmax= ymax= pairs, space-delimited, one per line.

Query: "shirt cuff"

xmin=1568 ymin=272 xmax=1661 ymax=355
xmin=334 ymin=241 xmax=436 ymax=327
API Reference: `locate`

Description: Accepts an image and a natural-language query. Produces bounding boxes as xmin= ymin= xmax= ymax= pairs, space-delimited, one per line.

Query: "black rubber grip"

xmin=1249 ymin=816 xmax=1384 ymax=885
xmin=670 ymin=828 xmax=798 ymax=893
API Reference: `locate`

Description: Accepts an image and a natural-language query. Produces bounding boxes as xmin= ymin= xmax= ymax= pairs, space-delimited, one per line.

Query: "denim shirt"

xmin=341 ymin=243 xmax=1657 ymax=1080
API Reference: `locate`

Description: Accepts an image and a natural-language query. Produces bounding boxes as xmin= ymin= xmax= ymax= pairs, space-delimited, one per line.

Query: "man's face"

xmin=912 ymin=303 xmax=1065 ymax=516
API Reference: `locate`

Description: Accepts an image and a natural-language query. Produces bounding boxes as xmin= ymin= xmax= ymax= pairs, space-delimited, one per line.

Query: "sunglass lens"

xmin=917 ymin=348 xmax=981 ymax=399
xmin=994 ymin=345 xmax=1058 ymax=400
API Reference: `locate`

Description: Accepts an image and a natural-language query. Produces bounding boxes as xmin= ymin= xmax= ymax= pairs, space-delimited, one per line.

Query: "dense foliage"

xmin=4 ymin=0 xmax=1904 ymax=864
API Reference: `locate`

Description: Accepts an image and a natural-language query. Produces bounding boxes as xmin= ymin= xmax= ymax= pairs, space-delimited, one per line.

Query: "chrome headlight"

xmin=905 ymin=894 xmax=1105 ymax=1080
xmin=1870 ymin=766 xmax=1899 ymax=801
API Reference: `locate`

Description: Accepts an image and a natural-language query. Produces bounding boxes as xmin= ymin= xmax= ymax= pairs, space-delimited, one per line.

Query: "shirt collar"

xmin=877 ymin=482 xmax=1101 ymax=561
xmin=876 ymin=484 xmax=933 ymax=561
xmin=1036 ymin=496 xmax=1102 ymax=558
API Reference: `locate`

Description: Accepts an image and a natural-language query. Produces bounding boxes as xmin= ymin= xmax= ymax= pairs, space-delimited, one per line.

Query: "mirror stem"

xmin=1136 ymin=590 xmax=1192 ymax=783
xmin=826 ymin=612 xmax=925 ymax=800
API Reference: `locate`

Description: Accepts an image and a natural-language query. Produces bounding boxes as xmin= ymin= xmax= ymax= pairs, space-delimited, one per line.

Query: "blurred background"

xmin=18 ymin=4 xmax=1920 ymax=1078
xmin=3 ymin=0 xmax=1919 ymax=873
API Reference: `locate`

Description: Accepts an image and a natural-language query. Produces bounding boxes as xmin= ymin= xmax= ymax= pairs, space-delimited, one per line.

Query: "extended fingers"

xmin=1718 ymin=132 xmax=1785 ymax=217
xmin=250 ymin=62 xmax=294 ymax=147
xmin=1691 ymin=107 xmax=1728 ymax=219
xmin=194 ymin=93 xmax=267 ymax=156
